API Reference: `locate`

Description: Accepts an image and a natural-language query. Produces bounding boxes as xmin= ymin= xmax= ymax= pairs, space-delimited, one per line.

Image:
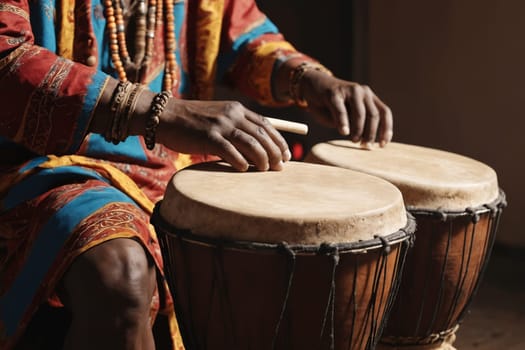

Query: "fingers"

xmin=245 ymin=110 xmax=291 ymax=166
xmin=208 ymin=128 xmax=273 ymax=173
xmin=227 ymin=128 xmax=273 ymax=171
xmin=291 ymin=70 xmax=393 ymax=147
xmin=337 ymin=84 xmax=393 ymax=147
xmin=361 ymin=87 xmax=380 ymax=148
xmin=211 ymin=102 xmax=290 ymax=172
xmin=374 ymin=95 xmax=393 ymax=147
xmin=207 ymin=131 xmax=251 ymax=172
xmin=327 ymin=91 xmax=350 ymax=136
xmin=348 ymin=86 xmax=367 ymax=142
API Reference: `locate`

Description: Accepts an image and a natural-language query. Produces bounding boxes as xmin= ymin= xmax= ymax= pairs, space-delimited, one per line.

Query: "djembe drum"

xmin=152 ymin=161 xmax=415 ymax=350
xmin=305 ymin=141 xmax=506 ymax=350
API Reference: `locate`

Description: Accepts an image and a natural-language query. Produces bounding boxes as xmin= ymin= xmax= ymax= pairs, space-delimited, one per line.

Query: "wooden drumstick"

xmin=266 ymin=117 xmax=309 ymax=135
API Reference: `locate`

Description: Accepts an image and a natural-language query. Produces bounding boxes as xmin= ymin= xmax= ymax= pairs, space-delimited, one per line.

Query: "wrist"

xmin=273 ymin=57 xmax=332 ymax=106
xmin=128 ymin=89 xmax=156 ymax=136
xmin=144 ymin=91 xmax=171 ymax=150
xmin=288 ymin=62 xmax=332 ymax=108
xmin=273 ymin=57 xmax=308 ymax=101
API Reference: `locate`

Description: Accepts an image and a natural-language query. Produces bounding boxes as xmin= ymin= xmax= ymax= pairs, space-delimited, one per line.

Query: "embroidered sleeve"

xmin=0 ymin=0 xmax=109 ymax=155
xmin=219 ymin=0 xmax=317 ymax=106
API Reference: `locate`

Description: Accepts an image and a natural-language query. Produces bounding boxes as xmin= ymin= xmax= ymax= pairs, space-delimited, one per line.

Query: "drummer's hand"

xmin=155 ymin=99 xmax=291 ymax=172
xmin=300 ymin=70 xmax=393 ymax=147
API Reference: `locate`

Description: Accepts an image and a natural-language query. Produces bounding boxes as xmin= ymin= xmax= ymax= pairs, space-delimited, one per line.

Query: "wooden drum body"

xmin=152 ymin=161 xmax=415 ymax=350
xmin=306 ymin=141 xmax=506 ymax=350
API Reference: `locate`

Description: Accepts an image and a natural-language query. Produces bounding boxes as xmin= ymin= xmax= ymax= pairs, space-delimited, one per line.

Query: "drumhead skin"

xmin=306 ymin=141 xmax=499 ymax=211
xmin=159 ymin=161 xmax=407 ymax=245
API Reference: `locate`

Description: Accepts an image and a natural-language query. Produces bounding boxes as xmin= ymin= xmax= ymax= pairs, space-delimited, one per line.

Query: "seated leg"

xmin=61 ymin=238 xmax=157 ymax=350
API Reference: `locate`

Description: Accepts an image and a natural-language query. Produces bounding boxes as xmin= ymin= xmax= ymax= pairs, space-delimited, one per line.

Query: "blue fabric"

xmin=70 ymin=70 xmax=110 ymax=153
xmin=217 ymin=17 xmax=279 ymax=80
xmin=174 ymin=0 xmax=189 ymax=95
xmin=29 ymin=0 xmax=58 ymax=53
xmin=83 ymin=134 xmax=149 ymax=163
xmin=2 ymin=165 xmax=111 ymax=211
xmin=0 ymin=186 xmax=137 ymax=336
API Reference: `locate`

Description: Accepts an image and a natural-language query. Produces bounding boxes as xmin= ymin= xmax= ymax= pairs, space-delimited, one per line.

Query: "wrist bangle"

xmin=119 ymin=83 xmax=145 ymax=142
xmin=106 ymin=80 xmax=134 ymax=144
xmin=111 ymin=82 xmax=135 ymax=144
xmin=289 ymin=62 xmax=332 ymax=108
xmin=145 ymin=90 xmax=171 ymax=150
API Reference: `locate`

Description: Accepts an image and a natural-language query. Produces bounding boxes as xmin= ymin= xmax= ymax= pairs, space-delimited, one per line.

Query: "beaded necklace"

xmin=103 ymin=0 xmax=178 ymax=91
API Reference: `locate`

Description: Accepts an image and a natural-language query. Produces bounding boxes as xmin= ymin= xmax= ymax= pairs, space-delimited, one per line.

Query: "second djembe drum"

xmin=152 ymin=161 xmax=415 ymax=350
xmin=306 ymin=141 xmax=506 ymax=350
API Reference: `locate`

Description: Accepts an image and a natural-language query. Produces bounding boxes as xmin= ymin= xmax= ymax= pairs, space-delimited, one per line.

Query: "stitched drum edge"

xmin=407 ymin=189 xmax=506 ymax=222
xmin=151 ymin=205 xmax=416 ymax=255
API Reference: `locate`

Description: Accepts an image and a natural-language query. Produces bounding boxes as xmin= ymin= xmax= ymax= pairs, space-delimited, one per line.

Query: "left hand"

xmin=298 ymin=69 xmax=393 ymax=147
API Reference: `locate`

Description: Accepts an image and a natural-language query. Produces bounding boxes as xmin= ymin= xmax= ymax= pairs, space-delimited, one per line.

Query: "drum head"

xmin=159 ymin=161 xmax=407 ymax=245
xmin=306 ymin=141 xmax=499 ymax=211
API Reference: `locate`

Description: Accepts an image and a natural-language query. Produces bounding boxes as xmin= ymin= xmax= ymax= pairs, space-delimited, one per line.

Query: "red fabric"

xmin=0 ymin=0 xmax=102 ymax=155
xmin=222 ymin=0 xmax=267 ymax=46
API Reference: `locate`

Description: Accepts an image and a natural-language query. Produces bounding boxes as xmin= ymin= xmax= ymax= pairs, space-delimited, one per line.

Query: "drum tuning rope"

xmin=151 ymin=203 xmax=416 ymax=350
xmin=271 ymin=242 xmax=297 ymax=350
xmin=319 ymin=244 xmax=340 ymax=350
xmin=380 ymin=190 xmax=506 ymax=348
xmin=465 ymin=208 xmax=481 ymax=223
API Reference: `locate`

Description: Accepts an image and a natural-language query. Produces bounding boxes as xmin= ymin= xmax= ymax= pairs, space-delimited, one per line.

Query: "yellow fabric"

xmin=57 ymin=0 xmax=75 ymax=59
xmin=39 ymin=155 xmax=155 ymax=214
xmin=193 ymin=0 xmax=225 ymax=99
xmin=37 ymin=156 xmax=188 ymax=348
xmin=166 ymin=281 xmax=186 ymax=350
xmin=173 ymin=153 xmax=194 ymax=170
xmin=247 ymin=40 xmax=297 ymax=105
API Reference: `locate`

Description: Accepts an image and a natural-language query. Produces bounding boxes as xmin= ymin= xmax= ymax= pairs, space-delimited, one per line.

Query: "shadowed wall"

xmin=368 ymin=1 xmax=524 ymax=247
xmin=256 ymin=1 xmax=523 ymax=246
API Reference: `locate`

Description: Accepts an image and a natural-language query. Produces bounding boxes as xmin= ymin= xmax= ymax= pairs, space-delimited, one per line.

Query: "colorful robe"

xmin=0 ymin=0 xmax=314 ymax=348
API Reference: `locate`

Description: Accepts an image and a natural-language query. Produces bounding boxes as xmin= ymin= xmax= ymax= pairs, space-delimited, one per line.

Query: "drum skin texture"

xmin=306 ymin=141 xmax=507 ymax=350
xmin=153 ymin=161 xmax=416 ymax=350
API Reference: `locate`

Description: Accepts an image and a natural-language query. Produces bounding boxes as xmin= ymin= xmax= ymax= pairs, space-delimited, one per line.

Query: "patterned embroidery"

xmin=93 ymin=4 xmax=104 ymax=20
xmin=43 ymin=1 xmax=54 ymax=21
xmin=230 ymin=36 xmax=307 ymax=106
xmin=46 ymin=182 xmax=97 ymax=212
xmin=6 ymin=45 xmax=40 ymax=75
xmin=23 ymin=57 xmax=73 ymax=153
xmin=72 ymin=202 xmax=143 ymax=249
xmin=0 ymin=3 xmax=30 ymax=22
xmin=6 ymin=36 xmax=25 ymax=46
xmin=192 ymin=0 xmax=225 ymax=99
xmin=0 ymin=43 xmax=31 ymax=72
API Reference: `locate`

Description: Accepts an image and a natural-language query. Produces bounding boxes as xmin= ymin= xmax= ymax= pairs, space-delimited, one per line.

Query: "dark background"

xmin=247 ymin=0 xmax=525 ymax=249
xmin=249 ymin=2 xmax=525 ymax=347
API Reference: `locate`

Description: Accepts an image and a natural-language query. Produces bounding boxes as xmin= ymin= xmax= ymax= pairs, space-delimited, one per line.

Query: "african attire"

xmin=0 ymin=0 xmax=315 ymax=348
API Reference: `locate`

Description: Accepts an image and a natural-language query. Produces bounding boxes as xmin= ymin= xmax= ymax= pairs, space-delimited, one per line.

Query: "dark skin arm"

xmin=91 ymin=57 xmax=392 ymax=173
xmin=90 ymin=78 xmax=291 ymax=172
xmin=273 ymin=57 xmax=394 ymax=148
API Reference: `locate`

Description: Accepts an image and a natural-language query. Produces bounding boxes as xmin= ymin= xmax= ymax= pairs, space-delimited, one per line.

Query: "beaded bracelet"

xmin=289 ymin=62 xmax=332 ymax=108
xmin=145 ymin=90 xmax=172 ymax=150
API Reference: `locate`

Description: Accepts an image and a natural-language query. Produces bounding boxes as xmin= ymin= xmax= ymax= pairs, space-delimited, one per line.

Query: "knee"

xmin=63 ymin=238 xmax=156 ymax=316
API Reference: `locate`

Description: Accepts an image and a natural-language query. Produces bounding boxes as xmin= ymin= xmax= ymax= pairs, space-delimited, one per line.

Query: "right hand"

xmin=154 ymin=99 xmax=291 ymax=172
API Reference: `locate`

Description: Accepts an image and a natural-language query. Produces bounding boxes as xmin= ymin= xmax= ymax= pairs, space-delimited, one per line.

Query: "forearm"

xmin=272 ymin=56 xmax=314 ymax=102
xmin=272 ymin=57 xmax=333 ymax=105
xmin=89 ymin=78 xmax=155 ymax=138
